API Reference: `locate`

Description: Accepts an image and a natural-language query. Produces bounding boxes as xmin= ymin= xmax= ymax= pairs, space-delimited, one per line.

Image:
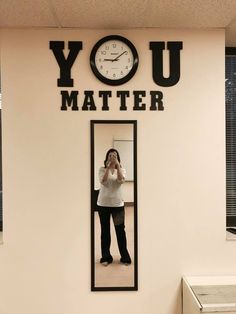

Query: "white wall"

xmin=0 ymin=28 xmax=228 ymax=314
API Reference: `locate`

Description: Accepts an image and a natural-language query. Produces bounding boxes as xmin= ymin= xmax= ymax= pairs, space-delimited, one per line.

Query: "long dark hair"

xmin=104 ymin=148 xmax=121 ymax=168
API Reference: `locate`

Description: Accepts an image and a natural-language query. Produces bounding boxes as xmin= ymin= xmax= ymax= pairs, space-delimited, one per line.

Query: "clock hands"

xmin=112 ymin=51 xmax=127 ymax=61
xmin=103 ymin=51 xmax=127 ymax=62
xmin=103 ymin=58 xmax=117 ymax=61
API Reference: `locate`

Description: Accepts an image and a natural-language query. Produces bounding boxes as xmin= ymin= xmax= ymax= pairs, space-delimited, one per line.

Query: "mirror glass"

xmin=91 ymin=120 xmax=137 ymax=291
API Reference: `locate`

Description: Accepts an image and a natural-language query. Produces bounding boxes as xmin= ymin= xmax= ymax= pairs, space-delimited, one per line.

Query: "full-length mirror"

xmin=91 ymin=120 xmax=137 ymax=291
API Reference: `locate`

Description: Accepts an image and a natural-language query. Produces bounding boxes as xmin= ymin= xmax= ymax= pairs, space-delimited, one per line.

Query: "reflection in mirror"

xmin=91 ymin=120 xmax=137 ymax=291
xmin=226 ymin=51 xmax=236 ymax=240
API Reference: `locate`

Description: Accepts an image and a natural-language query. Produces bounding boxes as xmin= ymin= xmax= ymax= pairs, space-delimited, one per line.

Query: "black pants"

xmin=98 ymin=206 xmax=131 ymax=263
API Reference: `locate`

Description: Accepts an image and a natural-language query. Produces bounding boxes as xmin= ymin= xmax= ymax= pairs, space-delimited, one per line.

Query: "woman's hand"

xmin=112 ymin=154 xmax=120 ymax=167
xmin=107 ymin=153 xmax=118 ymax=166
xmin=106 ymin=152 xmax=120 ymax=168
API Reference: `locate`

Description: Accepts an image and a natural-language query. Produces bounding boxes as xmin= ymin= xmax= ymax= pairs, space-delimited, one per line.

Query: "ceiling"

xmin=0 ymin=0 xmax=236 ymax=46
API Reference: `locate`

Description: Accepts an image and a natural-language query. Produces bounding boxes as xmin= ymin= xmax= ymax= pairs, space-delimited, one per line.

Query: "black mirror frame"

xmin=90 ymin=120 xmax=138 ymax=291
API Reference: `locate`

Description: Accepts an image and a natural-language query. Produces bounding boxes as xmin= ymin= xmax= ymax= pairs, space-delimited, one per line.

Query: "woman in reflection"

xmin=97 ymin=148 xmax=131 ymax=266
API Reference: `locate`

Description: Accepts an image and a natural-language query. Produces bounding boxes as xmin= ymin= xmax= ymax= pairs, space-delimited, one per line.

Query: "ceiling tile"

xmin=1 ymin=0 xmax=236 ymax=45
xmin=50 ymin=0 xmax=236 ymax=29
xmin=144 ymin=0 xmax=236 ymax=28
xmin=0 ymin=0 xmax=57 ymax=27
xmin=51 ymin=0 xmax=149 ymax=28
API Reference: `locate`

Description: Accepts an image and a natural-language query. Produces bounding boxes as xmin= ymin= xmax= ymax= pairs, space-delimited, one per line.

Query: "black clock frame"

xmin=90 ymin=35 xmax=139 ymax=86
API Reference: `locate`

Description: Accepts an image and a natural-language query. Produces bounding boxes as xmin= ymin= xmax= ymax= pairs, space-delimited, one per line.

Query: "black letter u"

xmin=150 ymin=41 xmax=183 ymax=87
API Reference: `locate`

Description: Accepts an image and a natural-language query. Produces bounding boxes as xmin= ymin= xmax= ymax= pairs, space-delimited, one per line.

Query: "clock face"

xmin=90 ymin=35 xmax=138 ymax=85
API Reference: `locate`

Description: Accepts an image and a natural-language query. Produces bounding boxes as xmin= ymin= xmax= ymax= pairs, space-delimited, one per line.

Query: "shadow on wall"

xmin=0 ymin=109 xmax=2 ymax=232
xmin=174 ymin=280 xmax=182 ymax=314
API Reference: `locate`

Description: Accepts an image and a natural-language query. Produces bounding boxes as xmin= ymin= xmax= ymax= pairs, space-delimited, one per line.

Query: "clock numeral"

xmin=128 ymin=58 xmax=131 ymax=63
xmin=100 ymin=65 xmax=103 ymax=70
xmin=121 ymin=71 xmax=124 ymax=75
xmin=125 ymin=51 xmax=128 ymax=55
xmin=105 ymin=45 xmax=109 ymax=50
xmin=125 ymin=66 xmax=128 ymax=69
xmin=99 ymin=58 xmax=102 ymax=62
xmin=113 ymin=73 xmax=116 ymax=78
xmin=106 ymin=70 xmax=109 ymax=74
xmin=101 ymin=51 xmax=106 ymax=55
xmin=112 ymin=44 xmax=116 ymax=48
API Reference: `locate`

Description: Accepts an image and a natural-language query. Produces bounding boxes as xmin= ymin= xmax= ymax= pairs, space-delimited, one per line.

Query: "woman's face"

xmin=108 ymin=151 xmax=117 ymax=162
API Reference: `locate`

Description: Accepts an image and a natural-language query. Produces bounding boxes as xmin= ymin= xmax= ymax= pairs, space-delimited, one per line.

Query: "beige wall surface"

xmin=0 ymin=28 xmax=227 ymax=314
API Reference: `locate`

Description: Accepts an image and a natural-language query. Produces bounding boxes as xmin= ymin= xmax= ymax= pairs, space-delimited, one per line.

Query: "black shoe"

xmin=120 ymin=257 xmax=132 ymax=265
xmin=100 ymin=256 xmax=113 ymax=264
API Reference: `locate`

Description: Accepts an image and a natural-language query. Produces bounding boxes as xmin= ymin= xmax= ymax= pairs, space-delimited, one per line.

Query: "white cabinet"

xmin=183 ymin=276 xmax=236 ymax=314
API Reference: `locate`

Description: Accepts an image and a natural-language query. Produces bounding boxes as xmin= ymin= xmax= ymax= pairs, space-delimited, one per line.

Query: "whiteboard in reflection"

xmin=113 ymin=139 xmax=133 ymax=181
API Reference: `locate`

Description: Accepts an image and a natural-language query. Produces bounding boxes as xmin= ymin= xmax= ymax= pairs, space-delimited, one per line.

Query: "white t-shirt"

xmin=97 ymin=167 xmax=126 ymax=207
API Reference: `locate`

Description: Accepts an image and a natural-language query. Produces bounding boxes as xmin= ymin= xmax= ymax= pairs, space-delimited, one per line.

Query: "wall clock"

xmin=90 ymin=35 xmax=139 ymax=86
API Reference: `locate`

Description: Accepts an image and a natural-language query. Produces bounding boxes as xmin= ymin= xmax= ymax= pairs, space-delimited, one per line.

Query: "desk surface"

xmin=192 ymin=285 xmax=236 ymax=312
xmin=184 ymin=277 xmax=236 ymax=313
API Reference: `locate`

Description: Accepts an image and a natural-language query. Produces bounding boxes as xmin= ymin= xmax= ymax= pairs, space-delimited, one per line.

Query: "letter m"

xmin=61 ymin=91 xmax=79 ymax=111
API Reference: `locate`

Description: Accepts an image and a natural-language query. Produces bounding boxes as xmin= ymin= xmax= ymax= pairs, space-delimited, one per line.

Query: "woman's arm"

xmin=101 ymin=167 xmax=110 ymax=184
xmin=116 ymin=163 xmax=125 ymax=183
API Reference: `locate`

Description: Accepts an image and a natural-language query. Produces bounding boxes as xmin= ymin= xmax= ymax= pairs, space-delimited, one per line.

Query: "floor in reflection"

xmin=94 ymin=206 xmax=134 ymax=287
